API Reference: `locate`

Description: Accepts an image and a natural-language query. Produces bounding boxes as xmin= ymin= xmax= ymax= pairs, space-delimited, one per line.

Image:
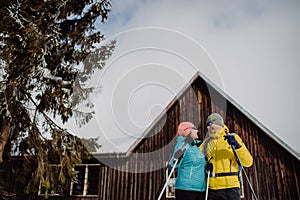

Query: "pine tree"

xmin=0 ymin=0 xmax=115 ymax=197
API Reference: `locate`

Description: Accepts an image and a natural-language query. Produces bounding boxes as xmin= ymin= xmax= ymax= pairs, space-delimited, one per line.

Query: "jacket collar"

xmin=208 ymin=125 xmax=229 ymax=139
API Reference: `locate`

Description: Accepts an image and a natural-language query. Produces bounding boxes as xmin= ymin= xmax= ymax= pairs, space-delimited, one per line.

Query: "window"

xmin=38 ymin=165 xmax=69 ymax=196
xmin=165 ymin=166 xmax=176 ymax=198
xmin=70 ymin=164 xmax=100 ymax=196
xmin=38 ymin=164 xmax=100 ymax=197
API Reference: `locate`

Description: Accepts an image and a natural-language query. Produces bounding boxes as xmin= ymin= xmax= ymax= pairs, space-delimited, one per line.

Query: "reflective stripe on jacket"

xmin=199 ymin=126 xmax=253 ymax=190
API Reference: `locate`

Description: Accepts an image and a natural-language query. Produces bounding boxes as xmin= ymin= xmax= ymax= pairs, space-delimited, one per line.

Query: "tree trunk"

xmin=0 ymin=118 xmax=10 ymax=163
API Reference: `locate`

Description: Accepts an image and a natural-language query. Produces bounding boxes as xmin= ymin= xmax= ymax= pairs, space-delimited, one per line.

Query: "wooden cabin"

xmin=3 ymin=72 xmax=300 ymax=200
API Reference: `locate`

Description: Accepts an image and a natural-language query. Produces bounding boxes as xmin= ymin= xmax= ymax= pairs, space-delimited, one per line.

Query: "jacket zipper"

xmin=190 ymin=162 xmax=194 ymax=178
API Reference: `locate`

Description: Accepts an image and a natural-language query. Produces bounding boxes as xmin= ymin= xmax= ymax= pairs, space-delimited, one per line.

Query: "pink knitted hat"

xmin=177 ymin=122 xmax=197 ymax=137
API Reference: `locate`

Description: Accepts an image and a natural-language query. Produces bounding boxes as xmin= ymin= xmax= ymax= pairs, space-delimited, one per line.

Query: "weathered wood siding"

xmin=3 ymin=75 xmax=300 ymax=200
xmin=94 ymin=75 xmax=300 ymax=200
xmin=117 ymin=76 xmax=300 ymax=200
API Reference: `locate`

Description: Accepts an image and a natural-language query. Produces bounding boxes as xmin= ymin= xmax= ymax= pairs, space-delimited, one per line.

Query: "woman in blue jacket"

xmin=169 ymin=122 xmax=206 ymax=200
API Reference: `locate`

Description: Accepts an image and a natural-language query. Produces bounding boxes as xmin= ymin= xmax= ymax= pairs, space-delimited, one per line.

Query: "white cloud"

xmin=79 ymin=0 xmax=300 ymax=153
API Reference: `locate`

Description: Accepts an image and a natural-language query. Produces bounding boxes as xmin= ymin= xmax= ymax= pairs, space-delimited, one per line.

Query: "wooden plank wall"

xmin=192 ymin=77 xmax=300 ymax=200
xmin=4 ymin=75 xmax=300 ymax=200
xmin=119 ymin=76 xmax=300 ymax=200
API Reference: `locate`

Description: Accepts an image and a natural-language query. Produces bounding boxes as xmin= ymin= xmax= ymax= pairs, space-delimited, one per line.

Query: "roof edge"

xmin=125 ymin=70 xmax=300 ymax=161
xmin=197 ymin=71 xmax=300 ymax=161
xmin=126 ymin=72 xmax=200 ymax=156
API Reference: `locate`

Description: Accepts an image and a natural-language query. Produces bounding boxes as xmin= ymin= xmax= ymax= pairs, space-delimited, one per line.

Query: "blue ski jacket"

xmin=169 ymin=135 xmax=206 ymax=192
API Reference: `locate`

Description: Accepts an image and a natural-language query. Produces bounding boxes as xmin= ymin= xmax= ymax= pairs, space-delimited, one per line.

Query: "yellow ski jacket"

xmin=199 ymin=126 xmax=253 ymax=190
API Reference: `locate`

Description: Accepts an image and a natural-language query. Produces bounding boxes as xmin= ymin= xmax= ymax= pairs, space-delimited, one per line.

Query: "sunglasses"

xmin=207 ymin=121 xmax=213 ymax=126
xmin=183 ymin=126 xmax=197 ymax=131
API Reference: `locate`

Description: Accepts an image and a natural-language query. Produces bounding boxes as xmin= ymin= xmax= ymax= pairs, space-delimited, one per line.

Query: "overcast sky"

xmin=67 ymin=0 xmax=300 ymax=155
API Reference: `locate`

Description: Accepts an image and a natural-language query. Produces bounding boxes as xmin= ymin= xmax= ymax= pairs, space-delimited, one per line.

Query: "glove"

xmin=205 ymin=162 xmax=213 ymax=173
xmin=192 ymin=139 xmax=202 ymax=147
xmin=174 ymin=149 xmax=185 ymax=162
xmin=224 ymin=134 xmax=241 ymax=149
xmin=184 ymin=134 xmax=194 ymax=144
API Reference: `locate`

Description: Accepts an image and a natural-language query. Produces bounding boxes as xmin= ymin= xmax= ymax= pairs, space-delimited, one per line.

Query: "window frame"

xmin=70 ymin=164 xmax=100 ymax=197
xmin=38 ymin=164 xmax=67 ymax=197
xmin=165 ymin=165 xmax=176 ymax=198
xmin=38 ymin=163 xmax=100 ymax=197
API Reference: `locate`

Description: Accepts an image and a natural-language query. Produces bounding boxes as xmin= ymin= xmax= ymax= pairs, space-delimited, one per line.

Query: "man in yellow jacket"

xmin=199 ymin=113 xmax=253 ymax=200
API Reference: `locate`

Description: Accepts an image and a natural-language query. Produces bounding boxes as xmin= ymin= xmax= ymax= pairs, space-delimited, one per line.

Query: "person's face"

xmin=190 ymin=128 xmax=199 ymax=139
xmin=207 ymin=122 xmax=222 ymax=134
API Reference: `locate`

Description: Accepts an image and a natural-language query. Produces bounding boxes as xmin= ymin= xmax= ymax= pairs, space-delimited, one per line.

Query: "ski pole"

xmin=157 ymin=135 xmax=192 ymax=200
xmin=205 ymin=169 xmax=210 ymax=200
xmin=157 ymin=159 xmax=179 ymax=200
xmin=231 ymin=145 xmax=258 ymax=200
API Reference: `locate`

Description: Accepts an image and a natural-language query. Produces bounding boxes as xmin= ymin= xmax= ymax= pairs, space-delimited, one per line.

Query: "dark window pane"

xmin=87 ymin=166 xmax=99 ymax=195
xmin=72 ymin=166 xmax=85 ymax=195
xmin=39 ymin=165 xmax=68 ymax=196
